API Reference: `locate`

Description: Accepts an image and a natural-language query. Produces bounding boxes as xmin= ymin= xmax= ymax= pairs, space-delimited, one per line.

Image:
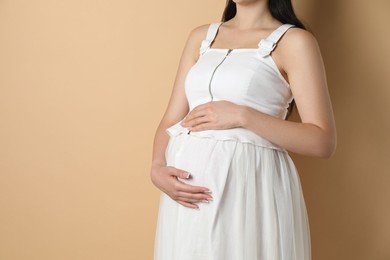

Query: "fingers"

xmin=176 ymin=200 xmax=199 ymax=210
xmin=172 ymin=185 xmax=213 ymax=210
xmin=177 ymin=191 xmax=213 ymax=203
xmin=175 ymin=194 xmax=212 ymax=210
xmin=182 ymin=104 xmax=204 ymax=121
xmin=188 ymin=122 xmax=214 ymax=132
xmin=168 ymin=167 xmax=191 ymax=179
xmin=170 ymin=179 xmax=214 ymax=210
xmin=167 ymin=167 xmax=214 ymax=210
xmin=182 ymin=115 xmax=210 ymax=128
xmin=182 ymin=104 xmax=210 ymax=125
xmin=169 ymin=166 xmax=211 ymax=193
xmin=173 ymin=179 xmax=211 ymax=194
xmin=168 ymin=168 xmax=211 ymax=193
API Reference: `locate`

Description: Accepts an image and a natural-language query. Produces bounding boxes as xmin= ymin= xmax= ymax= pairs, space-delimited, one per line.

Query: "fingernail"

xmin=207 ymin=197 xmax=213 ymax=201
xmin=203 ymin=199 xmax=209 ymax=203
xmin=186 ymin=172 xmax=191 ymax=178
xmin=204 ymin=190 xmax=212 ymax=194
xmin=195 ymin=206 xmax=200 ymax=210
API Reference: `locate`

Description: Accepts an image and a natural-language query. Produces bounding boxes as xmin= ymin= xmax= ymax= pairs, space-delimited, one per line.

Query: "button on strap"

xmin=257 ymin=24 xmax=296 ymax=58
xmin=199 ymin=22 xmax=223 ymax=55
xmin=258 ymin=38 xmax=277 ymax=57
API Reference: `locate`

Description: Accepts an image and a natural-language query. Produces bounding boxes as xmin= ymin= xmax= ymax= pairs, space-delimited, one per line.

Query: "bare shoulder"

xmin=182 ymin=23 xmax=211 ymax=61
xmin=281 ymin=27 xmax=319 ymax=49
xmin=188 ymin=23 xmax=210 ymax=43
xmin=277 ymin=27 xmax=323 ymax=73
xmin=279 ymin=27 xmax=321 ymax=60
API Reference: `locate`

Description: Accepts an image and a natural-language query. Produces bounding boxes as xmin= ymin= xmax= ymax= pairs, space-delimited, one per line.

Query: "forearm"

xmin=151 ymin=122 xmax=170 ymax=168
xmin=239 ymin=106 xmax=336 ymax=158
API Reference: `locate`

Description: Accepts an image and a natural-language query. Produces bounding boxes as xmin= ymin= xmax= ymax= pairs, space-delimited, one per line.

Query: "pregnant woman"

xmin=150 ymin=0 xmax=337 ymax=259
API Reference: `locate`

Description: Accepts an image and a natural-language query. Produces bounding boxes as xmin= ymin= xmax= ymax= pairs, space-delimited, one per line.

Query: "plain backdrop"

xmin=0 ymin=0 xmax=389 ymax=259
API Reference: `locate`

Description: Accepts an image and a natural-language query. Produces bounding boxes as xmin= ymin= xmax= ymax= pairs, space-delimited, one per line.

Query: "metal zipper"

xmin=188 ymin=49 xmax=233 ymax=135
xmin=208 ymin=48 xmax=233 ymax=101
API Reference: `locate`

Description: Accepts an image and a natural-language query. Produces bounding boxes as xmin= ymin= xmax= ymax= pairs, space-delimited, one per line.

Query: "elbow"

xmin=319 ymin=143 xmax=336 ymax=159
xmin=317 ymin=134 xmax=337 ymax=159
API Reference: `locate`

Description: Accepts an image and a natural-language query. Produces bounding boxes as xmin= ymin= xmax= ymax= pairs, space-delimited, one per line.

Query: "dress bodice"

xmin=166 ymin=22 xmax=296 ymax=151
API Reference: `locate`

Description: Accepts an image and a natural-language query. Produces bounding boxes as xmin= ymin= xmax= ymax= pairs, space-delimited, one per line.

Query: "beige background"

xmin=0 ymin=0 xmax=389 ymax=259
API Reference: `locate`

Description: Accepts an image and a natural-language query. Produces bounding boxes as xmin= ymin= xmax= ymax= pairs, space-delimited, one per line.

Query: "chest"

xmin=185 ymin=50 xmax=290 ymax=105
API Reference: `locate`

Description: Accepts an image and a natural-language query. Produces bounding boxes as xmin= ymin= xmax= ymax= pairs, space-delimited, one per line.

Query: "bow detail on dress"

xmin=200 ymin=39 xmax=212 ymax=55
xmin=165 ymin=120 xmax=190 ymax=137
xmin=258 ymin=38 xmax=277 ymax=58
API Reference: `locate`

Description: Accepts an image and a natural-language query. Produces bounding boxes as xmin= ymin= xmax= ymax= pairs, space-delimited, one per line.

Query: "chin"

xmin=232 ymin=0 xmax=262 ymax=5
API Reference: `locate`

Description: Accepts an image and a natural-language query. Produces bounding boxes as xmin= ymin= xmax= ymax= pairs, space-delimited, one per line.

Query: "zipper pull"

xmin=227 ymin=49 xmax=233 ymax=56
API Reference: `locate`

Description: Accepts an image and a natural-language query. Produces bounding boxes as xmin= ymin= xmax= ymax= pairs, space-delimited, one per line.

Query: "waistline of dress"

xmin=165 ymin=120 xmax=287 ymax=152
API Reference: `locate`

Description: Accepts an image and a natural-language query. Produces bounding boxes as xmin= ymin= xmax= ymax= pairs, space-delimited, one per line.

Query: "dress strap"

xmin=257 ymin=24 xmax=296 ymax=58
xmin=200 ymin=22 xmax=223 ymax=55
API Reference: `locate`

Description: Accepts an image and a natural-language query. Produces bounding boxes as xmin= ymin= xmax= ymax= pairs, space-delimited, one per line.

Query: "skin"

xmin=150 ymin=0 xmax=337 ymax=210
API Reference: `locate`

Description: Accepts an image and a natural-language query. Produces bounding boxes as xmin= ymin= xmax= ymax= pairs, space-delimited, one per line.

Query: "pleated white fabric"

xmin=154 ymin=133 xmax=311 ymax=260
xmin=153 ymin=21 xmax=312 ymax=260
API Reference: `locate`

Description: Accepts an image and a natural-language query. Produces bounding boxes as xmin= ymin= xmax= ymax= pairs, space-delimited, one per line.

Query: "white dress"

xmin=153 ymin=22 xmax=311 ymax=260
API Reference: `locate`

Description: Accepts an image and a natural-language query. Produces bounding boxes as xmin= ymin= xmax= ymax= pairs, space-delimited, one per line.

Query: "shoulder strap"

xmin=258 ymin=24 xmax=296 ymax=58
xmin=200 ymin=22 xmax=223 ymax=55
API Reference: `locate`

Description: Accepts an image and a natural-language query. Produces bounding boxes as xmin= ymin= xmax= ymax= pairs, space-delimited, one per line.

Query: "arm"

xmin=151 ymin=26 xmax=201 ymax=168
xmin=239 ymin=28 xmax=337 ymax=158
xmin=150 ymin=24 xmax=213 ymax=209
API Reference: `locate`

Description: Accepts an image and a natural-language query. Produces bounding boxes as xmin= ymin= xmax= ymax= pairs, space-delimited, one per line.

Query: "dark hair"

xmin=221 ymin=0 xmax=308 ymax=120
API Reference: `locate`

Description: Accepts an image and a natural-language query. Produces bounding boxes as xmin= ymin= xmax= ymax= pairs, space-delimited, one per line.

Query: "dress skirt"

xmin=153 ymin=132 xmax=311 ymax=260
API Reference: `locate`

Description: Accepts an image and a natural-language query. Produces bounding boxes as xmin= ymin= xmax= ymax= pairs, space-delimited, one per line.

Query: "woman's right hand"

xmin=150 ymin=163 xmax=213 ymax=209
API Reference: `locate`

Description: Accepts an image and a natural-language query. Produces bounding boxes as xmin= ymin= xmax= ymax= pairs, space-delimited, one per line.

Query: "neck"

xmin=227 ymin=1 xmax=279 ymax=30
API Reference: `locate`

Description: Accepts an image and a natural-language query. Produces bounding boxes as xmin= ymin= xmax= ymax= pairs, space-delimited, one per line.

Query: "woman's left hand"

xmin=180 ymin=101 xmax=245 ymax=132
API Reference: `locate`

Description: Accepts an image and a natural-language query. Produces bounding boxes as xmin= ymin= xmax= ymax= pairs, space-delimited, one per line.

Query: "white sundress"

xmin=153 ymin=21 xmax=311 ymax=260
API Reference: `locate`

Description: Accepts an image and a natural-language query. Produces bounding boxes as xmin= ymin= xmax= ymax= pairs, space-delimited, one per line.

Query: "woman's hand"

xmin=180 ymin=101 xmax=245 ymax=132
xmin=150 ymin=163 xmax=213 ymax=210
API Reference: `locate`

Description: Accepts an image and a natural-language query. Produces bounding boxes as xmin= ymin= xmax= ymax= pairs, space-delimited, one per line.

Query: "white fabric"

xmin=154 ymin=22 xmax=311 ymax=260
xmin=166 ymin=22 xmax=295 ymax=151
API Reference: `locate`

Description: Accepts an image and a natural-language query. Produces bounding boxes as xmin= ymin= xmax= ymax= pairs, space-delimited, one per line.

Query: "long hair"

xmin=221 ymin=0 xmax=308 ymax=120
